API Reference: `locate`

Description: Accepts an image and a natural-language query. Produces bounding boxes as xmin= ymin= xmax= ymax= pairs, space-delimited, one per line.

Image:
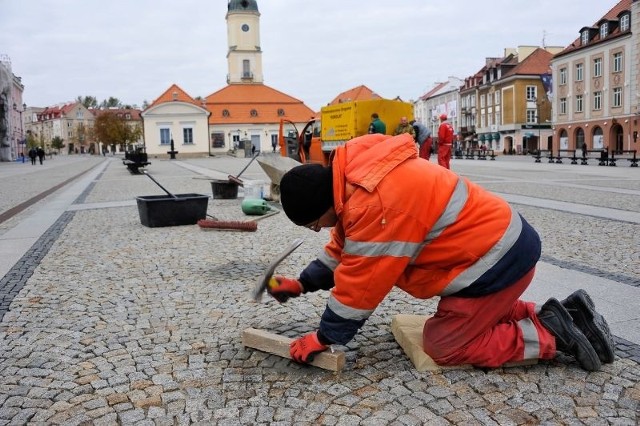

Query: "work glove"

xmin=267 ymin=276 xmax=303 ymax=303
xmin=290 ymin=331 xmax=328 ymax=364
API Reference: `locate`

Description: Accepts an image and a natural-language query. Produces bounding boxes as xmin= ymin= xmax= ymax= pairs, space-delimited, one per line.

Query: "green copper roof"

xmin=228 ymin=0 xmax=259 ymax=12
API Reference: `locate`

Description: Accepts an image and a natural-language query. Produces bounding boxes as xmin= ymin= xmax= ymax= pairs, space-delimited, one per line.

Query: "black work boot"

xmin=538 ymin=298 xmax=601 ymax=371
xmin=561 ymin=289 xmax=615 ymax=363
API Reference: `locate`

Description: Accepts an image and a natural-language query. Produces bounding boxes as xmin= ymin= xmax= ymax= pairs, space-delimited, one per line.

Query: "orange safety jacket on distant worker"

xmin=298 ymin=133 xmax=541 ymax=345
xmin=438 ymin=121 xmax=454 ymax=145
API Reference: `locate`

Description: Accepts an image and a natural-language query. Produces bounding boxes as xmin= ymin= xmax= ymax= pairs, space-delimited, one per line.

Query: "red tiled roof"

xmin=37 ymin=102 xmax=81 ymax=121
xmin=328 ymin=85 xmax=381 ymax=105
xmin=60 ymin=103 xmax=78 ymax=115
xmin=555 ymin=0 xmax=632 ymax=57
xmin=90 ymin=108 xmax=142 ymax=121
xmin=146 ymin=84 xmax=201 ymax=110
xmin=204 ymin=83 xmax=316 ymax=124
xmin=502 ymin=48 xmax=553 ymax=78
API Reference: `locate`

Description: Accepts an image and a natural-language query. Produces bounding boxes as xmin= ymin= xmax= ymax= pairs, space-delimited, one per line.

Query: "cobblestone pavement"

xmin=0 ymin=155 xmax=638 ymax=425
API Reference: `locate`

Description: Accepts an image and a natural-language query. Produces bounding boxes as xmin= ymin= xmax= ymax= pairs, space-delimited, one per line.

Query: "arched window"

xmin=592 ymin=126 xmax=603 ymax=150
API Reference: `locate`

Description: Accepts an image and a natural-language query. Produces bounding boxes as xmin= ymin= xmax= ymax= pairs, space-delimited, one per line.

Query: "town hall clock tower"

xmin=226 ymin=0 xmax=263 ymax=84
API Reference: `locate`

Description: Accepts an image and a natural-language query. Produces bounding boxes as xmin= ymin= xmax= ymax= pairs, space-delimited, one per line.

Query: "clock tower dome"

xmin=226 ymin=0 xmax=263 ymax=84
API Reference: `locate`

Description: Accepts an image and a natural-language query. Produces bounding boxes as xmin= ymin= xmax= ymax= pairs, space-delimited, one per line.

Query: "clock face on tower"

xmin=241 ymin=24 xmax=249 ymax=32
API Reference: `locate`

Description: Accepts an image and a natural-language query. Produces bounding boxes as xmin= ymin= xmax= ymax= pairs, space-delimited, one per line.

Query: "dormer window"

xmin=250 ymin=109 xmax=258 ymax=117
xmin=581 ymin=30 xmax=590 ymax=45
xmin=620 ymin=14 xmax=630 ymax=32
xmin=222 ymin=109 xmax=230 ymax=117
xmin=600 ymin=23 xmax=608 ymax=39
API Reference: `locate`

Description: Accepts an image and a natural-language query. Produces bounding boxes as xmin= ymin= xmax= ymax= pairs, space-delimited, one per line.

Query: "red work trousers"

xmin=419 ymin=138 xmax=432 ymax=160
xmin=437 ymin=144 xmax=452 ymax=169
xmin=423 ymin=267 xmax=556 ymax=368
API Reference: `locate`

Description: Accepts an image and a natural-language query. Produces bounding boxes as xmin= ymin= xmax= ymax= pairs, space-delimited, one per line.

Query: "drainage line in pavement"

xmin=0 ymin=167 xmax=96 ymax=225
xmin=0 ymin=165 xmax=102 ymax=321
xmin=0 ymin=211 xmax=75 ymax=321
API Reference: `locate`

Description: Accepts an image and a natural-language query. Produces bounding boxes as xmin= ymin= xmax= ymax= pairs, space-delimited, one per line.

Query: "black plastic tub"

xmin=211 ymin=179 xmax=238 ymax=199
xmin=136 ymin=194 xmax=209 ymax=227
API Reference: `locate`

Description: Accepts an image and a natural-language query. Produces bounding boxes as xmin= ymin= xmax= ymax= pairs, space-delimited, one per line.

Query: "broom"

xmin=197 ymin=214 xmax=258 ymax=232
xmin=197 ymin=208 xmax=279 ymax=232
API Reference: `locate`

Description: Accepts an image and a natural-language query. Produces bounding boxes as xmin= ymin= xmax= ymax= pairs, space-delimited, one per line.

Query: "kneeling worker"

xmin=268 ymin=133 xmax=615 ymax=371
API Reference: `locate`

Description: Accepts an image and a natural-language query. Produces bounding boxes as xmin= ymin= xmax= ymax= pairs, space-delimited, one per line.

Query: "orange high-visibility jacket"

xmin=299 ymin=133 xmax=541 ymax=345
xmin=438 ymin=121 xmax=454 ymax=145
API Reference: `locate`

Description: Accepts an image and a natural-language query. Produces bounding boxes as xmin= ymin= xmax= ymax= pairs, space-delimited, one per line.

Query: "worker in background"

xmin=437 ymin=114 xmax=454 ymax=169
xmin=410 ymin=119 xmax=432 ymax=160
xmin=393 ymin=117 xmax=416 ymax=138
xmin=268 ymin=133 xmax=614 ymax=371
xmin=368 ymin=113 xmax=386 ymax=134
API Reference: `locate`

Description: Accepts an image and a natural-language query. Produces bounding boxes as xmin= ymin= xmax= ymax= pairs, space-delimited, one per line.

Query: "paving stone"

xmin=117 ymin=408 xmax=145 ymax=424
xmin=0 ymin=157 xmax=639 ymax=424
xmin=105 ymin=393 xmax=128 ymax=406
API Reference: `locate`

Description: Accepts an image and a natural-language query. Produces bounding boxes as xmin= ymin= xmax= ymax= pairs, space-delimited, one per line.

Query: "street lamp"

xmin=13 ymin=102 xmax=26 ymax=161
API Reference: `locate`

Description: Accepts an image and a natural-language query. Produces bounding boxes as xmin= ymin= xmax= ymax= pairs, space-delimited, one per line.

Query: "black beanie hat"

xmin=280 ymin=164 xmax=334 ymax=226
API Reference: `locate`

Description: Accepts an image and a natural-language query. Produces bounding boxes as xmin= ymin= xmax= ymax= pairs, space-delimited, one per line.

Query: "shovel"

xmin=228 ymin=152 xmax=260 ymax=186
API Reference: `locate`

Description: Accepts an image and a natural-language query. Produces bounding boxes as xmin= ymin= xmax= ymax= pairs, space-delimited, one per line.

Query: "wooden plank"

xmin=392 ymin=314 xmax=472 ymax=372
xmin=242 ymin=328 xmax=345 ymax=372
xmin=392 ymin=314 xmax=537 ymax=371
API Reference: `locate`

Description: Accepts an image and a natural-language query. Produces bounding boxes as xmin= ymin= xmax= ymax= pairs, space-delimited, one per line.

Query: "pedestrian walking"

xmin=28 ymin=147 xmax=37 ymax=165
xmin=37 ymin=147 xmax=45 ymax=165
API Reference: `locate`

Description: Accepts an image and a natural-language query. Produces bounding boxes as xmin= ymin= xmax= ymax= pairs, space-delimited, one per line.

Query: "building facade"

xmin=486 ymin=47 xmax=561 ymax=154
xmin=0 ymin=55 xmax=26 ymax=162
xmin=24 ymin=102 xmax=95 ymax=154
xmin=414 ymin=77 xmax=463 ymax=142
xmin=454 ymin=46 xmax=562 ymax=154
xmin=550 ymin=0 xmax=636 ymax=154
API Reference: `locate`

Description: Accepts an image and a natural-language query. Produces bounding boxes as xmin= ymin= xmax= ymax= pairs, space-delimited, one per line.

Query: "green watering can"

xmin=241 ymin=199 xmax=270 ymax=215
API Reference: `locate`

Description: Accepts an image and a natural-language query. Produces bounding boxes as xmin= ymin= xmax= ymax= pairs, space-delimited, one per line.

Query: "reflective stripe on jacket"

xmin=304 ymin=133 xmax=540 ymax=345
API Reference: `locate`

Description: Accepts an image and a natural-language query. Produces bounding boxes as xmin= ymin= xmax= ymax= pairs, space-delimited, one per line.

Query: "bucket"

xmin=243 ymin=180 xmax=264 ymax=200
xmin=211 ymin=179 xmax=238 ymax=199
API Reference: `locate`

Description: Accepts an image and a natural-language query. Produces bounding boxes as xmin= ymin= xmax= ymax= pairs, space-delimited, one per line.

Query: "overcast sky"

xmin=2 ymin=0 xmax=615 ymax=111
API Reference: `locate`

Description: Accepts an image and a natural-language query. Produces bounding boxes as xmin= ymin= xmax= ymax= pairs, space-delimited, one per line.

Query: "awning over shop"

xmin=478 ymin=134 xmax=486 ymax=141
xmin=492 ymin=132 xmax=500 ymax=140
xmin=524 ymin=132 xmax=535 ymax=137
